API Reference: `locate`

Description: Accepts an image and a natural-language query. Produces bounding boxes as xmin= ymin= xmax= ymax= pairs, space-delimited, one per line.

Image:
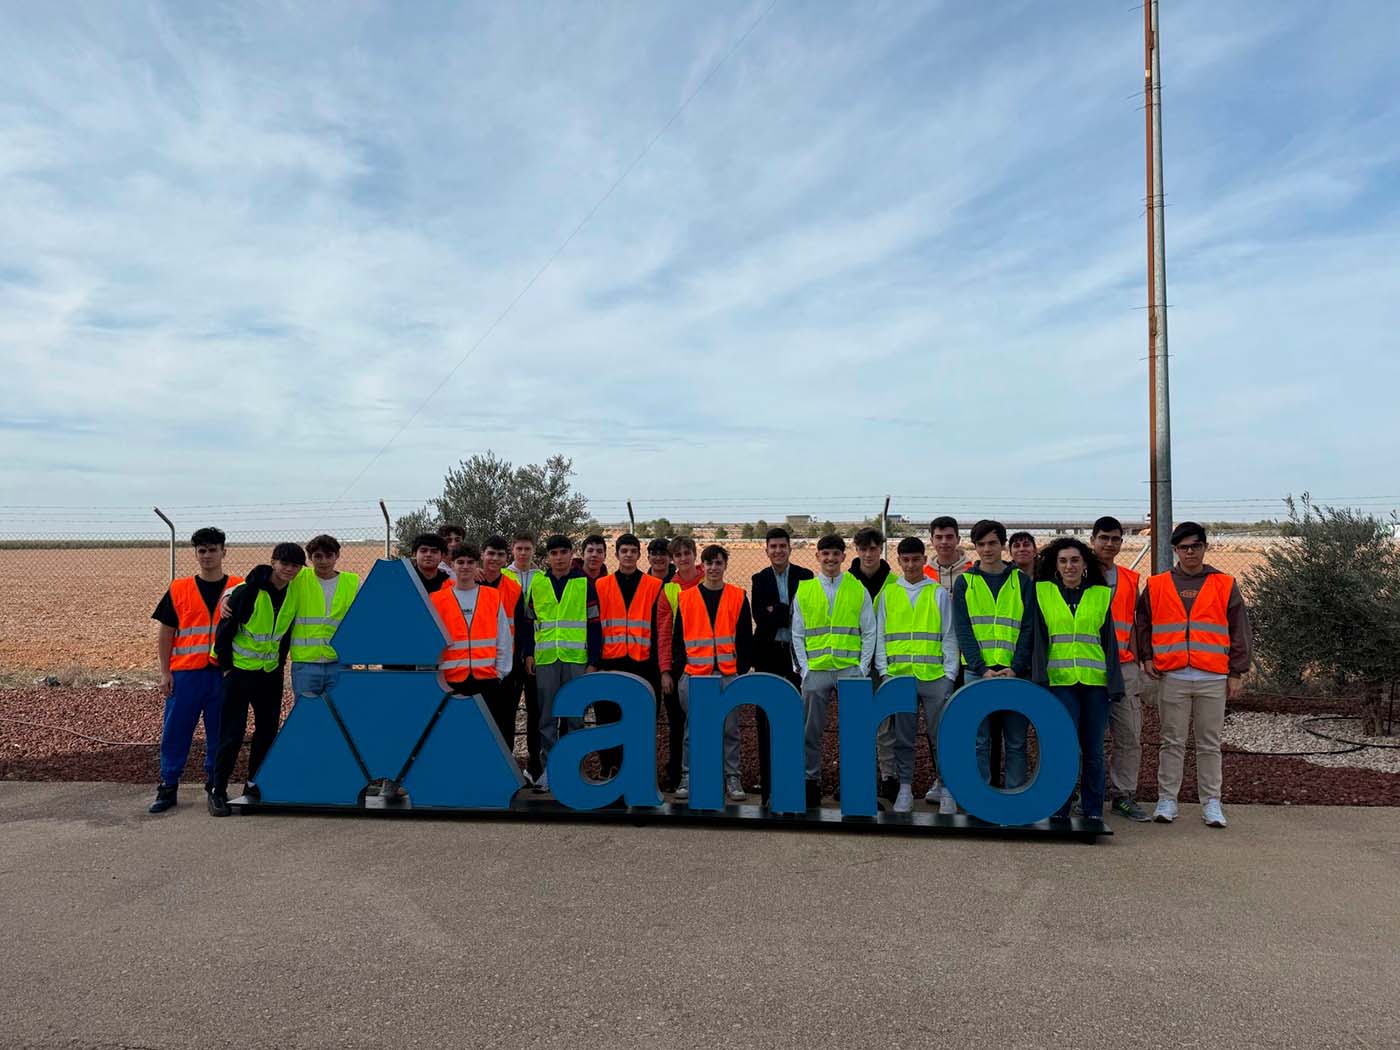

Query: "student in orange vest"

xmin=1137 ymin=522 xmax=1253 ymax=829
xmin=1091 ymin=516 xmax=1150 ymax=822
xmin=670 ymin=544 xmax=753 ymax=803
xmin=478 ymin=535 xmax=525 ymax=754
xmin=657 ymin=535 xmax=703 ymax=789
xmin=147 ymin=526 xmax=244 ymax=813
xmin=593 ymin=533 xmax=665 ymax=779
xmin=430 ymin=544 xmax=513 ymax=713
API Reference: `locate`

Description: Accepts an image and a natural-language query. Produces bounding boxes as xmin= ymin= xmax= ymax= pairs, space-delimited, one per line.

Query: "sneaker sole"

xmin=1153 ymin=815 xmax=1175 ymax=823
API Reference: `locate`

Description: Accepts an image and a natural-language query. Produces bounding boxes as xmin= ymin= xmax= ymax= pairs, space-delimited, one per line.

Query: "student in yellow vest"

xmin=1136 ymin=522 xmax=1252 ymax=828
xmin=1090 ymin=516 xmax=1150 ymax=822
xmin=147 ymin=526 xmax=244 ymax=813
xmin=875 ymin=537 xmax=962 ymax=814
xmin=1030 ymin=537 xmax=1124 ymax=821
xmin=208 ymin=542 xmax=307 ymax=816
xmin=502 ymin=532 xmax=544 ymax=782
xmin=521 ymin=534 xmax=601 ymax=793
xmin=287 ymin=534 xmax=360 ymax=706
xmin=431 ymin=544 xmax=513 ymax=701
xmin=792 ymin=534 xmax=876 ymax=809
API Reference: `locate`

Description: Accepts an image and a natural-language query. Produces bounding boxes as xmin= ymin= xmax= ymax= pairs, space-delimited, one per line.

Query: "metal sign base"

xmin=228 ymin=794 xmax=1113 ymax=844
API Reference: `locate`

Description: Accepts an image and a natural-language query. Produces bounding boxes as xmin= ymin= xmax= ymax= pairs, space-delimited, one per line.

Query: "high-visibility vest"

xmin=169 ymin=575 xmax=244 ymax=671
xmin=288 ymin=569 xmax=360 ymax=664
xmin=1110 ymin=566 xmax=1139 ymax=663
xmin=597 ymin=573 xmax=662 ymax=661
xmin=679 ymin=584 xmax=744 ymax=676
xmin=796 ymin=574 xmax=865 ymax=672
xmin=663 ymin=581 xmax=680 ymax=615
xmin=229 ymin=586 xmax=299 ymax=672
xmin=923 ymin=559 xmax=973 ymax=582
xmin=879 ymin=582 xmax=945 ymax=681
xmin=1037 ymin=582 xmax=1111 ymax=687
xmin=430 ymin=585 xmax=503 ymax=682
xmin=529 ymin=573 xmax=588 ymax=666
xmin=483 ymin=573 xmax=521 ymax=635
xmin=962 ymin=570 xmax=1025 ymax=668
xmin=1148 ymin=572 xmax=1233 ymax=674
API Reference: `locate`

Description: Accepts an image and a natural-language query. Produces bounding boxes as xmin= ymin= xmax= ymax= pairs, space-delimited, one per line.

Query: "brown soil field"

xmin=0 ymin=541 xmax=1271 ymax=678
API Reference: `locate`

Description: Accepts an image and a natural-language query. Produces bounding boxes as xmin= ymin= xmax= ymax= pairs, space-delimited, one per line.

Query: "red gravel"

xmin=3 ymin=685 xmax=1397 ymax=806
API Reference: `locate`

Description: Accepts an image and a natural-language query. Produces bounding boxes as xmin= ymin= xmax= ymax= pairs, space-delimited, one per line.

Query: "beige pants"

xmin=1107 ymin=662 xmax=1143 ymax=799
xmin=1157 ymin=675 xmax=1227 ymax=802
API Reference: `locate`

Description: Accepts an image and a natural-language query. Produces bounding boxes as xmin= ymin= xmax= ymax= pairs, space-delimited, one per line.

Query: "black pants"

xmin=597 ymin=658 xmax=657 ymax=777
xmin=213 ymin=668 xmax=284 ymax=791
xmin=476 ymin=675 xmax=515 ymax=749
xmin=753 ymin=642 xmax=801 ymax=804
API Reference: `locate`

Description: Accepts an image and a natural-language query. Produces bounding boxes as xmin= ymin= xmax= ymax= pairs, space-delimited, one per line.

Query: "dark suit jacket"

xmin=750 ymin=563 xmax=815 ymax=654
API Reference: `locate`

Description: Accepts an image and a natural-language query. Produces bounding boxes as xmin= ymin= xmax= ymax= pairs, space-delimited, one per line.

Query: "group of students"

xmin=149 ymin=514 xmax=1251 ymax=827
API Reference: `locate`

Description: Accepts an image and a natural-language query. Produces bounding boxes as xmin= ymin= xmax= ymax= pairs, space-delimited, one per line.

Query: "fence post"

xmin=153 ymin=506 xmax=175 ymax=583
xmin=379 ymin=500 xmax=391 ymax=558
xmin=627 ymin=500 xmax=636 ymax=534
xmin=880 ymin=495 xmax=890 ymax=560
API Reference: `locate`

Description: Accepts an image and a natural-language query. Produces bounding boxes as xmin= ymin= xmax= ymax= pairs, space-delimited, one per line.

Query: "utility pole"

xmin=1144 ymin=0 xmax=1173 ymax=572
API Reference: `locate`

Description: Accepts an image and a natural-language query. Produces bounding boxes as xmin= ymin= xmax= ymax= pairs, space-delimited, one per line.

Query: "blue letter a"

xmin=547 ymin=671 xmax=663 ymax=810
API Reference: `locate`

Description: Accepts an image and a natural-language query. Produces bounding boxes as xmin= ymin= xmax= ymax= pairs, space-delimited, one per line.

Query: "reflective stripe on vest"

xmin=529 ymin=574 xmax=588 ymax=665
xmin=796 ymin=574 xmax=865 ymax=671
xmin=1147 ymin=572 xmax=1233 ymax=674
xmin=879 ymin=582 xmax=945 ymax=681
xmin=1110 ymin=565 xmax=1139 ymax=663
xmin=430 ymin=585 xmax=503 ymax=683
xmin=679 ymin=584 xmax=743 ymax=676
xmin=1036 ymin=582 xmax=1112 ymax=686
xmin=169 ymin=575 xmax=244 ymax=670
xmin=288 ymin=568 xmax=360 ymax=663
xmin=962 ymin=570 xmax=1025 ymax=668
xmin=596 ymin=573 xmax=663 ymax=662
xmin=230 ymin=586 xmax=299 ymax=672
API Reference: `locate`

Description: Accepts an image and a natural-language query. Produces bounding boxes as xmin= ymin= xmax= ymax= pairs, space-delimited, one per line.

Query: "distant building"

xmin=785 ymin=514 xmax=813 ymax=529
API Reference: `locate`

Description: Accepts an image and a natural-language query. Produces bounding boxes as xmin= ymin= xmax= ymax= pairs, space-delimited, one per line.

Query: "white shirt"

xmin=790 ymin=571 xmax=876 ymax=678
xmin=454 ymin=585 xmax=513 ymax=677
xmin=318 ymin=572 xmax=339 ymax=613
xmin=874 ymin=575 xmax=961 ymax=679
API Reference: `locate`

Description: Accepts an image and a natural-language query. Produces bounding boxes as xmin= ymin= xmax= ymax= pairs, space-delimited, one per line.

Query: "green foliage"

xmin=1244 ymin=495 xmax=1400 ymax=692
xmin=645 ymin=517 xmax=673 ymax=539
xmin=739 ymin=522 xmax=755 ymax=539
xmin=755 ymin=518 xmax=770 ymax=536
xmin=714 ymin=525 xmax=729 ymax=539
xmin=393 ymin=451 xmax=589 ymax=555
xmin=819 ymin=520 xmax=838 ymax=537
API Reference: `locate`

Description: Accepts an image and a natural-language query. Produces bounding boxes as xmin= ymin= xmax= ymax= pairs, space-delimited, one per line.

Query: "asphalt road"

xmin=3 ymin=783 xmax=1397 ymax=1050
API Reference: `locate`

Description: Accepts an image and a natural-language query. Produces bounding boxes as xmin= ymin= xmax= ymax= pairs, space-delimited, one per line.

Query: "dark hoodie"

xmin=1133 ymin=563 xmax=1252 ymax=675
xmin=848 ymin=556 xmax=891 ymax=600
xmin=214 ymin=564 xmax=294 ymax=672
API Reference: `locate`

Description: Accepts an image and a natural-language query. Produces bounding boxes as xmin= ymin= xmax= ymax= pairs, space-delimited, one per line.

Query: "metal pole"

xmin=153 ymin=506 xmax=176 ymax=583
xmin=378 ymin=499 xmax=391 ymax=558
xmin=880 ymin=495 xmax=890 ymax=560
xmin=1145 ymin=0 xmax=1173 ymax=572
xmin=627 ymin=500 xmax=636 ymax=534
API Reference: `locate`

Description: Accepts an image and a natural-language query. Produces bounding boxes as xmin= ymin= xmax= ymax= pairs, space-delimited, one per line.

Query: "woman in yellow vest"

xmin=1030 ymin=537 xmax=1124 ymax=822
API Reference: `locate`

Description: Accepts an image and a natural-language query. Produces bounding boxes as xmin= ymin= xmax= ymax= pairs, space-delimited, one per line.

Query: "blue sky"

xmin=2 ymin=0 xmax=1397 ymax=532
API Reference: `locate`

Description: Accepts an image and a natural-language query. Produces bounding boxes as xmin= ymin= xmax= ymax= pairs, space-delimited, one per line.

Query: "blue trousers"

xmin=159 ymin=667 xmax=224 ymax=786
xmin=291 ymin=661 xmax=341 ymax=700
xmin=976 ymin=712 xmax=1029 ymax=789
xmin=1051 ymin=683 xmax=1111 ymax=819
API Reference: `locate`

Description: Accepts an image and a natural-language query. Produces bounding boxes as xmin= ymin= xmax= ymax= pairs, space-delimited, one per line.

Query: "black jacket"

xmin=213 ymin=564 xmax=294 ymax=673
xmin=750 ymin=563 xmax=815 ymax=652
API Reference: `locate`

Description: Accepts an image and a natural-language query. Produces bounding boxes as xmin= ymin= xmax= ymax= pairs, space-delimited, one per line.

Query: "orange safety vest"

xmin=923 ymin=559 xmax=973 ymax=582
xmin=596 ymin=572 xmax=662 ymax=661
xmin=169 ymin=575 xmax=244 ymax=671
xmin=679 ymin=584 xmax=743 ymax=676
xmin=1111 ymin=565 xmax=1140 ymax=663
xmin=1147 ymin=572 xmax=1233 ymax=675
xmin=484 ymin=573 xmax=521 ymax=635
xmin=430 ymin=585 xmax=503 ymax=683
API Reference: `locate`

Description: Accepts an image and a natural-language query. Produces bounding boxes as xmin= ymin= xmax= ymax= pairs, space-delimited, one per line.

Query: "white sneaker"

xmin=725 ymin=775 xmax=746 ymax=802
xmin=1201 ymin=798 xmax=1228 ymax=828
xmin=1153 ymin=798 xmax=1178 ymax=823
xmin=923 ymin=779 xmax=942 ymax=804
xmin=674 ymin=775 xmax=689 ymax=800
xmin=892 ymin=784 xmax=914 ymax=814
xmin=939 ymin=788 xmax=959 ymax=816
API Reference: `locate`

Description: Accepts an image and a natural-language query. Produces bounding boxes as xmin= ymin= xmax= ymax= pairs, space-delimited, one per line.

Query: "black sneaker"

xmin=207 ymin=789 xmax=231 ymax=817
xmin=1111 ymin=795 xmax=1151 ymax=822
xmin=878 ymin=777 xmax=899 ymax=803
xmin=242 ymin=782 xmax=262 ymax=802
xmin=148 ymin=783 xmax=178 ymax=814
xmin=805 ymin=780 xmax=823 ymax=810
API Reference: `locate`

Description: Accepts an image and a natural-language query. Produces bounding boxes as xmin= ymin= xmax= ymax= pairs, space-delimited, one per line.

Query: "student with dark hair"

xmin=437 ymin=523 xmax=465 ymax=556
xmin=792 ymin=534 xmax=876 ymax=808
xmin=750 ymin=526 xmax=813 ymax=804
xmin=1008 ymin=531 xmax=1038 ymax=576
xmin=521 ymin=535 xmax=602 ymax=792
xmin=593 ymin=533 xmax=664 ymax=779
xmin=581 ymin=534 xmax=608 ymax=581
xmin=287 ymin=533 xmax=360 ymax=712
xmin=1031 ymin=536 xmax=1124 ymax=822
xmin=644 ymin=537 xmax=680 ymax=787
xmin=849 ymin=527 xmax=897 ymax=801
xmin=478 ymin=535 xmax=524 ymax=754
xmin=208 ymin=542 xmax=308 ymax=816
xmin=147 ymin=527 xmax=244 ymax=813
xmin=924 ymin=516 xmax=971 ymax=588
xmin=655 ymin=535 xmax=703 ymax=788
xmin=502 ymin=533 xmax=543 ymax=781
xmin=646 ymin=538 xmax=674 ymax=583
xmin=408 ymin=533 xmax=452 ymax=593
xmin=431 ymin=544 xmax=514 ymax=739
xmin=671 ymin=544 xmax=753 ymax=802
xmin=952 ymin=519 xmax=1034 ymax=796
xmin=1137 ymin=522 xmax=1252 ymax=828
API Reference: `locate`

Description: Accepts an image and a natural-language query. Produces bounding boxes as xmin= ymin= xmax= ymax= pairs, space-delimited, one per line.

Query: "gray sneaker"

xmin=725 ymin=775 xmax=747 ymax=802
xmin=673 ymin=775 xmax=690 ymax=800
xmin=1111 ymin=795 xmax=1151 ymax=822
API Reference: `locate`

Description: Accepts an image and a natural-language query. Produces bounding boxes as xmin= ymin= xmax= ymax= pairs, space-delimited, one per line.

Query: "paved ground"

xmin=2 ymin=784 xmax=1397 ymax=1050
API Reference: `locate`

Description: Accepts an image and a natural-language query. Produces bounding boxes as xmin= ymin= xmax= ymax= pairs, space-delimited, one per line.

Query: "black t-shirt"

xmin=151 ymin=575 xmax=229 ymax=628
xmin=416 ymin=568 xmax=451 ymax=594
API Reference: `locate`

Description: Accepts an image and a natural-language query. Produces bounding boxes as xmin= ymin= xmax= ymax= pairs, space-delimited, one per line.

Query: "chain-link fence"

xmin=0 ymin=501 xmax=1285 ymax=679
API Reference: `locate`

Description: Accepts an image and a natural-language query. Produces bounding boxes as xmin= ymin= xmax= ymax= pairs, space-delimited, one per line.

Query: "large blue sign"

xmin=248 ymin=559 xmax=1101 ymax=834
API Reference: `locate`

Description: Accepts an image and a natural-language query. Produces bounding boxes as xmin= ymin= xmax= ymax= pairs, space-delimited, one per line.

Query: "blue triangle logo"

xmin=332 ymin=558 xmax=448 ymax=666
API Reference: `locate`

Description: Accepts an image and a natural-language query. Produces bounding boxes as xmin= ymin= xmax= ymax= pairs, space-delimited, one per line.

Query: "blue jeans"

xmin=159 ymin=667 xmax=224 ymax=786
xmin=290 ymin=661 xmax=341 ymax=700
xmin=975 ymin=712 xmax=1029 ymax=789
xmin=1051 ymin=683 xmax=1111 ymax=819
